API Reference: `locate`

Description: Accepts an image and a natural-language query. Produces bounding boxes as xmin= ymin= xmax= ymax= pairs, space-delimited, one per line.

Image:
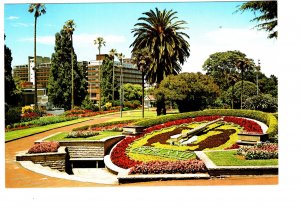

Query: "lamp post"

xmin=117 ymin=53 xmax=125 ymax=118
xmin=256 ymin=59 xmax=261 ymax=95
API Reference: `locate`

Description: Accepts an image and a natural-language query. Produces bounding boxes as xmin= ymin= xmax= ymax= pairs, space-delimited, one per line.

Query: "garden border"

xmin=196 ymin=151 xmax=278 ymax=176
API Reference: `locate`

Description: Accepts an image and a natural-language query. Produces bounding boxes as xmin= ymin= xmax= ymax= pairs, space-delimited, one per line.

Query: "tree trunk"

xmin=98 ymin=48 xmax=102 ymax=111
xmin=142 ymin=70 xmax=144 ymax=118
xmin=34 ymin=16 xmax=38 ymax=109
xmin=71 ymin=36 xmax=74 ymax=109
xmin=112 ymin=57 xmax=115 ymax=105
xmin=241 ymin=70 xmax=243 ymax=109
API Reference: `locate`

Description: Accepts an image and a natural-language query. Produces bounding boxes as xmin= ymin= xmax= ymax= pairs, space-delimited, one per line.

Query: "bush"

xmin=243 ymin=94 xmax=278 ymax=112
xmin=237 ymin=143 xmax=278 ymax=160
xmin=21 ymin=112 xmax=40 ymax=122
xmin=81 ymin=96 xmax=99 ymax=112
xmin=66 ymin=131 xmax=99 ymax=138
xmin=28 ymin=142 xmax=60 ymax=154
xmin=5 ymin=107 xmax=21 ymax=125
xmin=22 ymin=105 xmax=34 ymax=114
xmin=134 ymin=109 xmax=278 ymax=137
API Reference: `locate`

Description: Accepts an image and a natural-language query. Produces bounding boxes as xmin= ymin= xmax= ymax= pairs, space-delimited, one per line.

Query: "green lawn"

xmin=107 ymin=108 xmax=179 ymax=122
xmin=204 ymin=150 xmax=278 ymax=166
xmin=44 ymin=130 xmax=123 ymax=141
xmin=5 ymin=118 xmax=91 ymax=142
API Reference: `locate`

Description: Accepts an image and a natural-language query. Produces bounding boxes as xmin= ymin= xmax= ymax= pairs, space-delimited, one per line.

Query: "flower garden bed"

xmin=110 ymin=115 xmax=268 ymax=171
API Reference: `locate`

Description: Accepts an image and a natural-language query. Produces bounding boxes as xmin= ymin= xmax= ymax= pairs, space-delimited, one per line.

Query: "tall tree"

xmin=47 ymin=25 xmax=87 ymax=110
xmin=155 ymin=73 xmax=220 ymax=113
xmin=94 ymin=37 xmax=106 ymax=111
xmin=202 ymin=50 xmax=256 ymax=91
xmin=63 ymin=20 xmax=76 ymax=109
xmin=237 ymin=1 xmax=277 ymax=39
xmin=130 ymin=8 xmax=190 ymax=115
xmin=28 ymin=3 xmax=46 ymax=108
xmin=109 ymin=48 xmax=118 ymax=104
xmin=5 ymin=35 xmax=21 ymax=107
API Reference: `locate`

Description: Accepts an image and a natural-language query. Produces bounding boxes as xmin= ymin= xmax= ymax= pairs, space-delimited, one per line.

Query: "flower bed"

xmin=111 ymin=115 xmax=264 ymax=169
xmin=66 ymin=131 xmax=99 ymax=138
xmin=129 ymin=160 xmax=207 ymax=175
xmin=65 ymin=109 xmax=119 ymax=118
xmin=110 ymin=136 xmax=142 ymax=169
xmin=28 ymin=142 xmax=60 ymax=154
xmin=237 ymin=143 xmax=278 ymax=160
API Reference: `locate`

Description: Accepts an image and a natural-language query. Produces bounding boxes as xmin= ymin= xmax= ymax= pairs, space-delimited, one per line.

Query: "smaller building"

xmin=144 ymin=95 xmax=156 ymax=108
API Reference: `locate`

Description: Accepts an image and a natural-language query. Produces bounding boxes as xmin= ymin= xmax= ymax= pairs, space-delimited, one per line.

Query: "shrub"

xmin=21 ymin=112 xmax=40 ymax=122
xmin=66 ymin=131 xmax=99 ymax=138
xmin=28 ymin=142 xmax=60 ymax=154
xmin=81 ymin=96 xmax=99 ymax=111
xmin=129 ymin=160 xmax=207 ymax=174
xmin=22 ymin=105 xmax=34 ymax=114
xmin=237 ymin=143 xmax=278 ymax=160
xmin=134 ymin=109 xmax=278 ymax=137
xmin=243 ymin=94 xmax=278 ymax=112
xmin=5 ymin=107 xmax=21 ymax=125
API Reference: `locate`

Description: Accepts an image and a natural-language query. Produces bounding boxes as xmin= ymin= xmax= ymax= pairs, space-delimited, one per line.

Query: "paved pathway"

xmin=5 ymin=113 xmax=278 ymax=188
xmin=5 ymin=114 xmax=119 ymax=188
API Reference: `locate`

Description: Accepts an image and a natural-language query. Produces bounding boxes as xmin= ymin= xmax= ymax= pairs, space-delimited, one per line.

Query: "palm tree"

xmin=132 ymin=49 xmax=151 ymax=118
xmin=28 ymin=3 xmax=46 ymax=109
xmin=130 ymin=8 xmax=190 ymax=115
xmin=116 ymin=53 xmax=125 ymax=118
xmin=94 ymin=37 xmax=106 ymax=111
xmin=63 ymin=20 xmax=76 ymax=109
xmin=109 ymin=48 xmax=118 ymax=105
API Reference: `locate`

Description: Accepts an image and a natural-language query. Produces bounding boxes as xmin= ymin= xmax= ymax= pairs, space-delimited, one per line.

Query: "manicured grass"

xmin=5 ymin=118 xmax=91 ymax=142
xmin=107 ymin=108 xmax=179 ymax=122
xmin=204 ymin=150 xmax=278 ymax=166
xmin=44 ymin=131 xmax=122 ymax=141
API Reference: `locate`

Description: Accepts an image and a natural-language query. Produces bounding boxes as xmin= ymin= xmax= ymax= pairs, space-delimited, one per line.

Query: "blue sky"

xmin=4 ymin=1 xmax=277 ymax=76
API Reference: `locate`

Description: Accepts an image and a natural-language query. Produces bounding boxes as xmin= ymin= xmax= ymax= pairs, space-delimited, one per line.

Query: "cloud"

xmin=73 ymin=33 xmax=126 ymax=48
xmin=12 ymin=22 xmax=33 ymax=27
xmin=19 ymin=36 xmax=55 ymax=45
xmin=182 ymin=27 xmax=278 ymax=77
xmin=7 ymin=16 xmax=19 ymax=20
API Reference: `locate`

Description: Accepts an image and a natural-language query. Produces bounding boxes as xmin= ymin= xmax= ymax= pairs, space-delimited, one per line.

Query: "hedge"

xmin=134 ymin=109 xmax=278 ymax=138
xmin=72 ymin=119 xmax=140 ymax=131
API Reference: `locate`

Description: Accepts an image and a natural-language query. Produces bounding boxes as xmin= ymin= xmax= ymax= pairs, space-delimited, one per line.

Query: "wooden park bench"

xmin=67 ymin=146 xmax=104 ymax=169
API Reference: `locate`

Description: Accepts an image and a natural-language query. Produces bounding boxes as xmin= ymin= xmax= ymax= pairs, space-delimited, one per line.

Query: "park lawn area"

xmin=204 ymin=150 xmax=278 ymax=166
xmin=5 ymin=118 xmax=91 ymax=142
xmin=44 ymin=130 xmax=123 ymax=141
xmin=107 ymin=108 xmax=179 ymax=122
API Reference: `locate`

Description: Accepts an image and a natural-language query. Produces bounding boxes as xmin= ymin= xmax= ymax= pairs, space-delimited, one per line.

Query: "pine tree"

xmin=47 ymin=27 xmax=87 ymax=110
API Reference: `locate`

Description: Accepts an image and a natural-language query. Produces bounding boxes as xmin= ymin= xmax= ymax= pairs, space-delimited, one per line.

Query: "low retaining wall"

xmin=16 ymin=147 xmax=67 ymax=172
xmin=196 ymin=151 xmax=278 ymax=177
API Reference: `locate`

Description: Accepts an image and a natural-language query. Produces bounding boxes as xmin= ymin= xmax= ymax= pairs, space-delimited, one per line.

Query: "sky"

xmin=4 ymin=1 xmax=278 ymax=77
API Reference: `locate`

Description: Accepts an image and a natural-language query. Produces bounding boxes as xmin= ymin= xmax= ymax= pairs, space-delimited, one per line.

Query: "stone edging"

xmin=196 ymin=151 xmax=278 ymax=176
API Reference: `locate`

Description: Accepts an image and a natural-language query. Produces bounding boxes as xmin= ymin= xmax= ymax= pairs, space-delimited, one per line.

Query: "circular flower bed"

xmin=111 ymin=116 xmax=264 ymax=169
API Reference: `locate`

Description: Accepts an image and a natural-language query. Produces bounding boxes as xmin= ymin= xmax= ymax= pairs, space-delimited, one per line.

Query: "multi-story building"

xmin=87 ymin=55 xmax=142 ymax=103
xmin=12 ymin=54 xmax=142 ymax=106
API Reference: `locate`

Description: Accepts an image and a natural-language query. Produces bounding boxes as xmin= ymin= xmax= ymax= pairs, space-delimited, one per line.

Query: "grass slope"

xmin=5 ymin=118 xmax=91 ymax=142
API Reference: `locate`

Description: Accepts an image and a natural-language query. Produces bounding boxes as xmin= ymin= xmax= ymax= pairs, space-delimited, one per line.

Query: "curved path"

xmin=5 ymin=113 xmax=278 ymax=188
